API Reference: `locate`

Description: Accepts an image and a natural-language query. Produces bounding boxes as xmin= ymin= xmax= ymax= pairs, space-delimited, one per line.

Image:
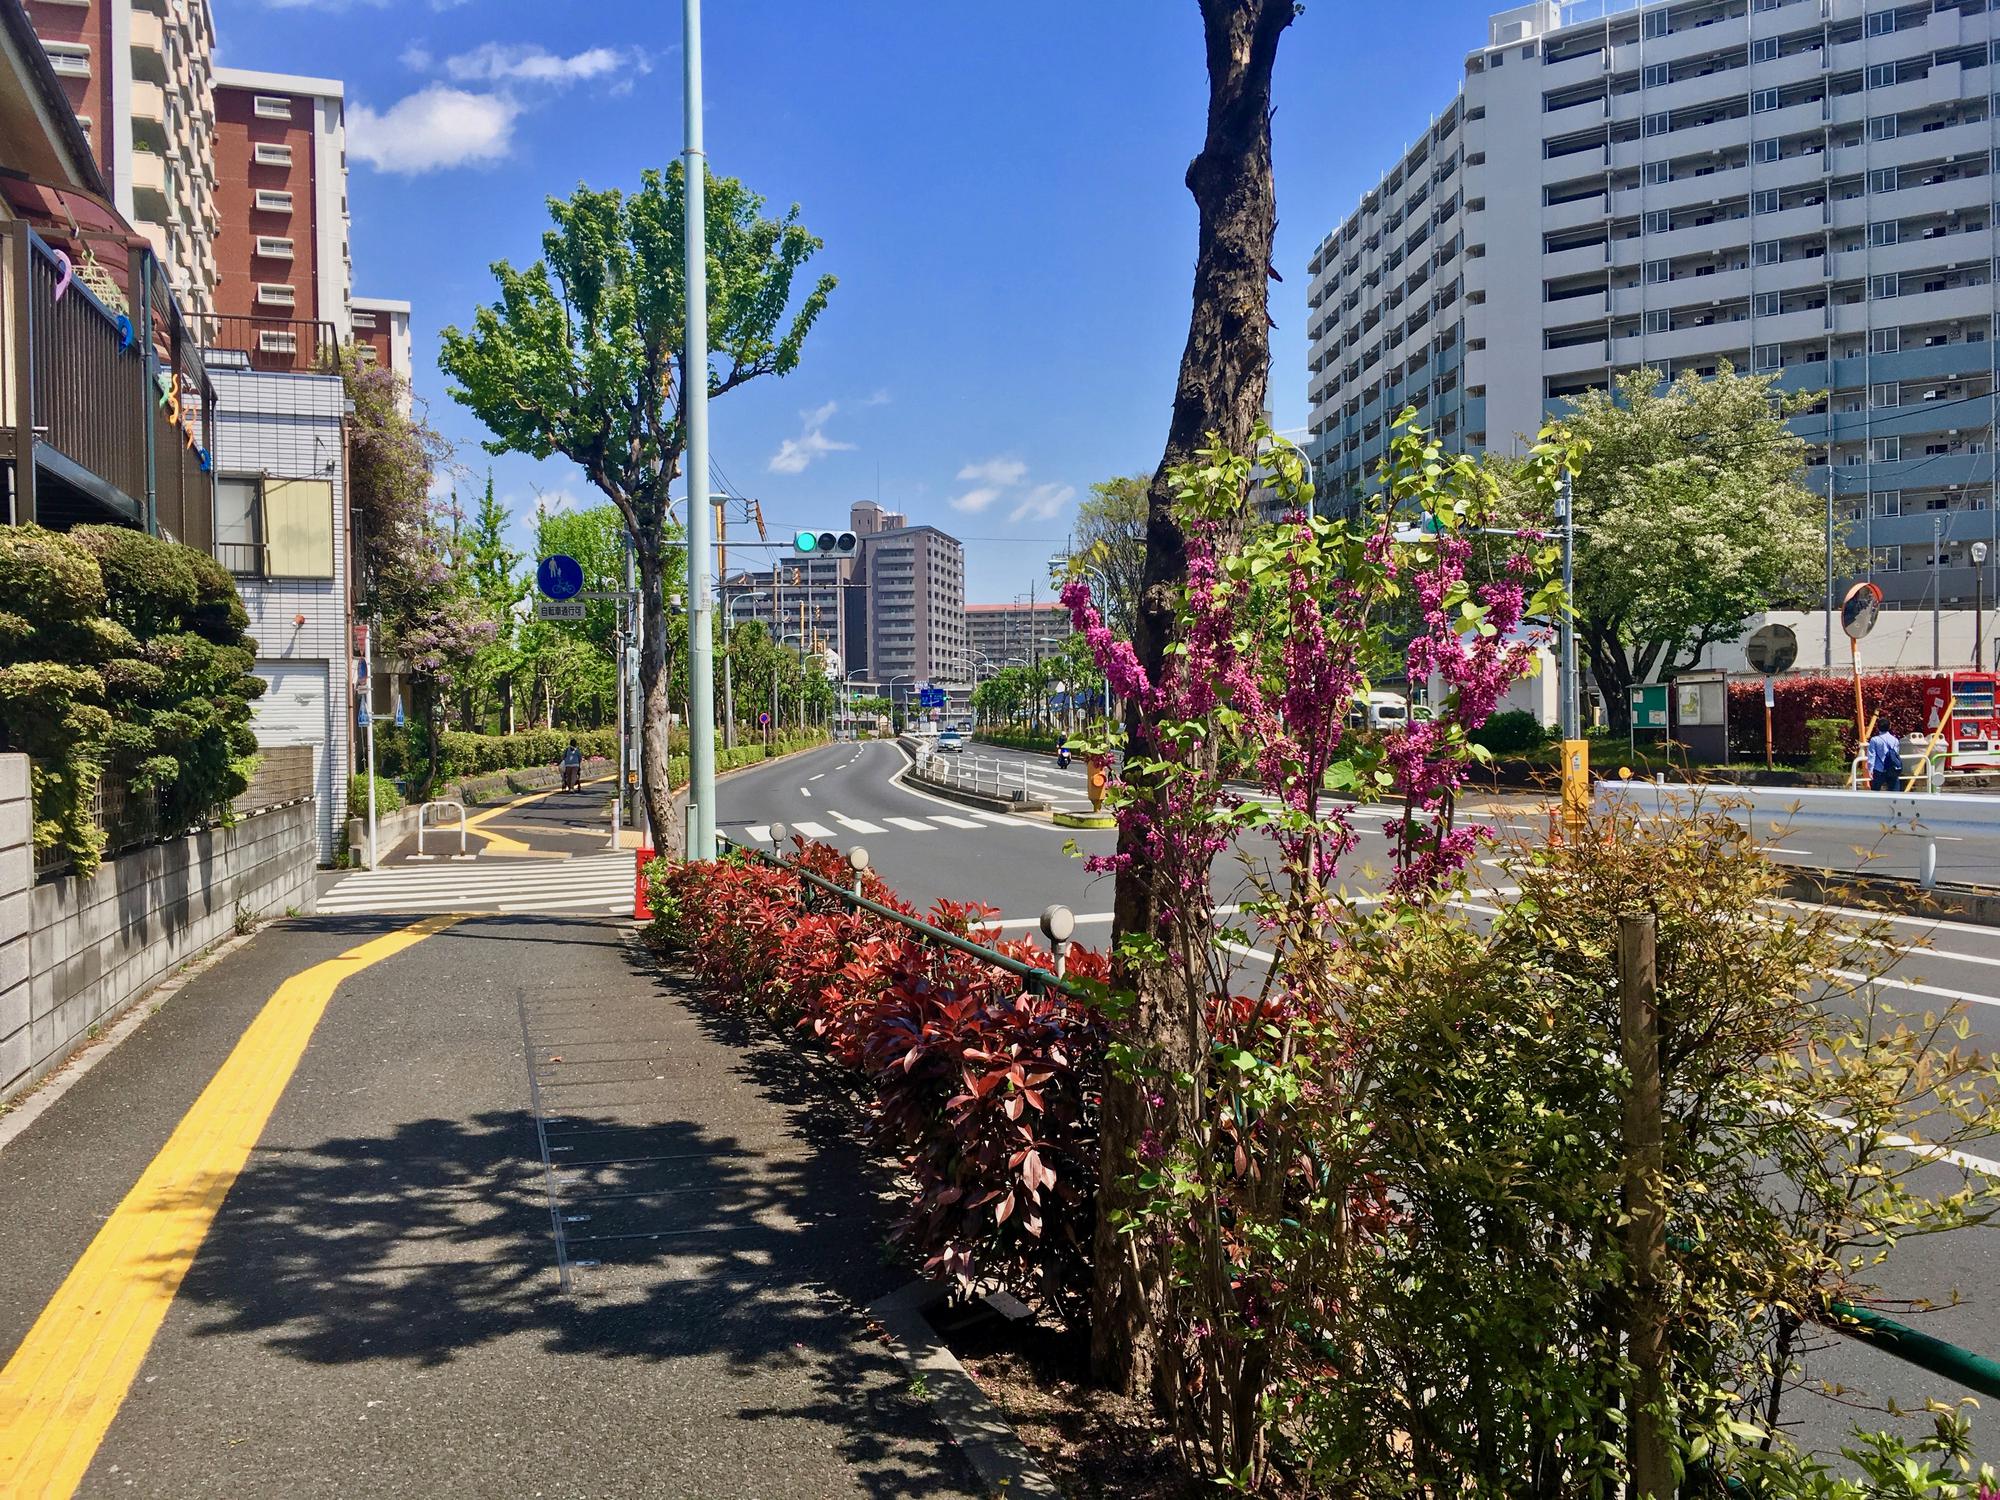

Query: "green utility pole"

xmin=681 ymin=0 xmax=717 ymax=859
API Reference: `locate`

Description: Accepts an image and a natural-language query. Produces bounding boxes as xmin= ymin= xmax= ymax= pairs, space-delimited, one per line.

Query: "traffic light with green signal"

xmin=792 ymin=529 xmax=858 ymax=558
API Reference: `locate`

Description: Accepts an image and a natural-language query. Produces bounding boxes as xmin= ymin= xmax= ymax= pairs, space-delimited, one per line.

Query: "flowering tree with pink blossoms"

xmin=1061 ymin=410 xmax=1572 ymax=1480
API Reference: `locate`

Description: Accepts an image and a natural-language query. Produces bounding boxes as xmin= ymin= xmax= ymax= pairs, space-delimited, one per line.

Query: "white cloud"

xmin=861 ymin=388 xmax=892 ymax=407
xmin=767 ymin=401 xmax=854 ymax=475
xmin=1009 ymin=483 xmax=1076 ymax=524
xmin=400 ymin=43 xmax=433 ymax=71
xmin=443 ymin=42 xmax=647 ymax=87
xmin=957 ymin=457 xmax=1027 ymax=487
xmin=348 ymin=87 xmax=518 ymax=174
xmin=950 ymin=486 xmax=1002 ymax=515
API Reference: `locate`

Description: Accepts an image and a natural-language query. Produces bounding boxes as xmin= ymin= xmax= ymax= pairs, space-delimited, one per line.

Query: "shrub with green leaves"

xmin=1469 ymin=706 xmax=1551 ymax=756
xmin=0 ymin=524 xmax=261 ymax=873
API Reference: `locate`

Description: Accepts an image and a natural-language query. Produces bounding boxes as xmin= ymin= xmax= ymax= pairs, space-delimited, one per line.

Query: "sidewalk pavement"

xmin=0 ymin=912 xmax=980 ymax=1499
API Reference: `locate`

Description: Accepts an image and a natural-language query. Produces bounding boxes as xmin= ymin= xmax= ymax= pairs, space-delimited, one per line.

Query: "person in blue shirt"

xmin=1866 ymin=724 xmax=1903 ymax=792
xmin=561 ymin=739 xmax=583 ymax=791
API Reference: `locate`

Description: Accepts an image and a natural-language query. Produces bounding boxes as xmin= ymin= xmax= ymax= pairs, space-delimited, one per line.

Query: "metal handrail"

xmin=716 ymin=835 xmax=1082 ymax=997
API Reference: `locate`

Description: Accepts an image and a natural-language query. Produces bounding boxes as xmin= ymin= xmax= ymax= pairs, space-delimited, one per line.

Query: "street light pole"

xmin=1933 ymin=513 xmax=1946 ymax=670
xmin=1558 ymin=468 xmax=1578 ymax=740
xmin=681 ymin=0 xmax=717 ymax=860
xmin=1975 ymin=540 xmax=1990 ymax=670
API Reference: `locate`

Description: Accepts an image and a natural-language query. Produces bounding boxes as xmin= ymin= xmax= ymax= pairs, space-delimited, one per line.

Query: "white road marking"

xmin=746 ymin=825 xmax=771 ymax=843
xmin=791 ymin=820 xmax=833 ymax=838
xmin=830 ymin=811 xmax=886 ymax=834
xmin=972 ymin=811 xmax=1029 ymax=827
xmin=929 ymin=814 xmax=986 ymax=830
xmin=884 ymin=817 xmax=935 ymax=832
xmin=810 ymin=773 xmax=825 ymax=781
xmin=1828 ymin=968 xmax=2000 ymax=1010
xmin=799 ymin=787 xmax=812 ymax=798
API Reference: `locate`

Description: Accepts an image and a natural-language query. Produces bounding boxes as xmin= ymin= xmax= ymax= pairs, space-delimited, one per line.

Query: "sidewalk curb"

xmin=1779 ymin=867 xmax=2000 ymax=929
xmin=867 ymin=1280 xmax=1062 ymax=1499
xmin=0 ymin=921 xmax=264 ymax=1154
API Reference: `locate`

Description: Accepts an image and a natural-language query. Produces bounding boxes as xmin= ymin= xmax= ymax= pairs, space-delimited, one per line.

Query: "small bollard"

xmin=848 ymin=844 xmax=870 ymax=898
xmin=1040 ymin=903 xmax=1075 ymax=979
xmin=770 ymin=820 xmax=788 ymax=850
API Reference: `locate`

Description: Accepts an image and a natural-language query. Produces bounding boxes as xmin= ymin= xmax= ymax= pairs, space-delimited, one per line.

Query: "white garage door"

xmin=253 ymin=659 xmax=331 ymax=861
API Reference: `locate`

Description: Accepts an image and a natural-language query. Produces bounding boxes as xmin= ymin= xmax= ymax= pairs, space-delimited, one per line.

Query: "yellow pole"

xmin=1561 ymin=737 xmax=1590 ymax=840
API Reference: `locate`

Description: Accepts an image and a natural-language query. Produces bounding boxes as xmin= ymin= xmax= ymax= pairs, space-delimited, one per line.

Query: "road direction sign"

xmin=537 ymin=599 xmax=587 ymax=621
xmin=536 ymin=554 xmax=583 ymax=600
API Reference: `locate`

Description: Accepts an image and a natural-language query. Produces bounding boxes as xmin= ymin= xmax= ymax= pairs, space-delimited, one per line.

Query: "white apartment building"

xmin=1306 ymin=0 xmax=2000 ymax=610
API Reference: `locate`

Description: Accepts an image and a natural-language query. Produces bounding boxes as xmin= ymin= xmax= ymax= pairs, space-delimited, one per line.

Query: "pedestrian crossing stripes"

xmin=317 ymin=852 xmax=633 ymax=916
xmin=738 ymin=808 xmax=1062 ymax=845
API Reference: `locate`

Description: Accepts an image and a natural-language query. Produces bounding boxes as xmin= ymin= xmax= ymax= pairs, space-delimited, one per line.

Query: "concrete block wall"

xmin=0 ymin=754 xmax=318 ymax=1103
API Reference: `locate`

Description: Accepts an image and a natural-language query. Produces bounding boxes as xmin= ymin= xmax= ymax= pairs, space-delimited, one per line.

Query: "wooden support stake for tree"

xmin=1620 ymin=912 xmax=1672 ymax=1497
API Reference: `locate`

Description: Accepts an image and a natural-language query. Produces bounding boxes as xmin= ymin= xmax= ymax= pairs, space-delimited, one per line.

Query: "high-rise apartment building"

xmin=851 ymin=502 xmax=968 ymax=693
xmin=24 ymin=0 xmax=218 ymax=309
xmin=212 ymin=67 xmax=349 ymax=346
xmin=966 ymin=601 xmax=1069 ymax=672
xmin=1306 ymin=0 xmax=2000 ymax=610
xmin=351 ymin=295 xmax=411 ymax=380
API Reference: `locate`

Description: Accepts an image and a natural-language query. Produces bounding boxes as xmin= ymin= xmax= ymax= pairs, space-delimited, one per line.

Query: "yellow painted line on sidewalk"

xmin=461 ymin=775 xmax=613 ymax=856
xmin=0 ymin=914 xmax=459 ymax=1499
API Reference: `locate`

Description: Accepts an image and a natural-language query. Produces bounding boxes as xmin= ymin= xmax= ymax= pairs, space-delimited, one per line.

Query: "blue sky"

xmin=219 ymin=0 xmax=1493 ymax=601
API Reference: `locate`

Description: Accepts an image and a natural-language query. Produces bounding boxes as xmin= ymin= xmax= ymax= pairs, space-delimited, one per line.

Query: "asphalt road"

xmin=718 ymin=738 xmax=2000 ymax=1461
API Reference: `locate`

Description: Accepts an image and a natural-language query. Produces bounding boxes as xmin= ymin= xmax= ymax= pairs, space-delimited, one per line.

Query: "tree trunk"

xmin=636 ymin=541 xmax=682 ymax=858
xmin=1588 ymin=624 xmax=1634 ymax=736
xmin=1091 ymin=0 xmax=1295 ymax=1399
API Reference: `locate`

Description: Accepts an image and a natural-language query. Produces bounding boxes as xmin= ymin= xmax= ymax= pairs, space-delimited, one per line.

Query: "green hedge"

xmin=436 ymin=728 xmax=619 ymax=777
xmin=346 ymin=772 xmax=403 ymax=817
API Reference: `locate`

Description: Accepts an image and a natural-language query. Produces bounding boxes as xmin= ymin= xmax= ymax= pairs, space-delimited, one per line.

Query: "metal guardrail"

xmin=910 ymin=745 xmax=1036 ymax=802
xmin=715 ymin=833 xmax=1079 ymax=992
xmin=412 ymin=800 xmax=471 ymax=860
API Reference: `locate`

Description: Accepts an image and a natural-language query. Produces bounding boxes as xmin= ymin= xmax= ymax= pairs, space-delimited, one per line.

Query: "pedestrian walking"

xmin=1866 ymin=723 xmax=1903 ymax=792
xmin=561 ymin=738 xmax=583 ymax=791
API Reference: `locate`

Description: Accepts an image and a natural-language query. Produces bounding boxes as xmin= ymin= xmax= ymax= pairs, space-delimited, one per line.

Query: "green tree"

xmin=459 ymin=471 xmax=525 ymax=731
xmin=1068 ymin=475 xmax=1147 ymax=639
xmin=440 ymin=164 xmax=835 ymax=850
xmin=1500 ymin=363 xmax=1833 ymax=734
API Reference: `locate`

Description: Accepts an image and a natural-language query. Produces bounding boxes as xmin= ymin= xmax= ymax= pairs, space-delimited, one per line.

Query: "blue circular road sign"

xmin=759 ymin=712 xmax=771 ymax=727
xmin=537 ymin=554 xmax=584 ymax=600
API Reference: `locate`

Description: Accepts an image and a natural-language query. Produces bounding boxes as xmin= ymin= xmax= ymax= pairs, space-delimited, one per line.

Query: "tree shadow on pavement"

xmin=161 ymin=955 xmax=978 ymax=1497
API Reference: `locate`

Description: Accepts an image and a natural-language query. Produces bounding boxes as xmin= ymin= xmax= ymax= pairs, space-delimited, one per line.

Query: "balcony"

xmin=193 ymin=314 xmax=339 ymax=374
xmin=0 ymin=223 xmax=214 ymax=542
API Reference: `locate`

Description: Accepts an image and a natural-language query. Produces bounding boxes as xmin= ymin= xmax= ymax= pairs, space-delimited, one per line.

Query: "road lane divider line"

xmin=0 ymin=914 xmax=459 ymax=1499
xmin=1827 ymin=968 xmax=2000 ymax=1010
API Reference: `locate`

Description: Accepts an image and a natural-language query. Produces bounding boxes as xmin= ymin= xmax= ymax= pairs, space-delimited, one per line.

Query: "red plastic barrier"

xmin=634 ymin=846 xmax=655 ymax=921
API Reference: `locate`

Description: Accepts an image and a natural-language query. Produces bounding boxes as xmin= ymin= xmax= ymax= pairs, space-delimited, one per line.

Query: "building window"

xmin=214 ymin=477 xmax=263 ymax=576
xmin=1755 ymin=291 xmax=1781 ymax=317
xmin=263 ymin=478 xmax=335 ymax=578
xmin=253 ymin=143 xmax=293 ymax=167
xmin=1644 ymin=209 xmax=1669 ymax=233
xmin=1753 ymin=137 xmax=1780 ymax=163
xmin=1869 ymin=113 xmax=1898 ymax=141
xmin=1867 ymin=63 xmax=1899 ymax=91
xmin=1755 ymin=239 xmax=1781 ymax=265
xmin=1870 ymin=436 xmax=1901 ymax=462
xmin=254 ymin=236 xmax=294 ymax=260
xmin=1645 ymin=9 xmax=1669 ymax=37
xmin=1869 ymin=166 xmax=1897 ymax=194
xmin=1864 ymin=8 xmax=1897 ymax=36
xmin=1872 ymin=326 xmax=1900 ymax=354
xmin=257 ymin=330 xmax=298 ymax=354
xmin=1868 ymin=220 xmax=1898 ymax=246
xmin=1873 ymin=490 xmax=1902 ymax=516
xmin=255 ymin=282 xmax=296 ymax=307
xmin=1752 ymin=89 xmax=1779 ymax=113
xmin=1645 ymin=111 xmax=1669 ymax=136
xmin=1752 ymin=188 xmax=1779 ymax=215
xmin=253 ymin=189 xmax=294 ymax=213
xmin=253 ymin=95 xmax=293 ymax=120
xmin=1870 ymin=382 xmax=1899 ymax=407
xmin=1646 ymin=259 xmax=1670 ymax=283
xmin=1871 ymin=272 xmax=1899 ymax=298
xmin=1751 ymin=37 xmax=1779 ymax=63
xmin=1646 ymin=309 xmax=1670 ymax=333
xmin=1644 ymin=63 xmax=1669 ymax=88
xmin=1645 ymin=160 xmax=1670 ymax=184
xmin=1754 ymin=344 xmax=1781 ymax=370
xmin=1874 ymin=546 xmax=1902 ymax=572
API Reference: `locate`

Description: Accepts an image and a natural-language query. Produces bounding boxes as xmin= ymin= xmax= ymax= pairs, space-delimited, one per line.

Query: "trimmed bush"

xmin=650 ymin=841 xmax=1106 ymax=1329
xmin=1726 ymin=672 xmax=1938 ymax=762
xmin=1804 ymin=717 xmax=1851 ymax=773
xmin=347 ymin=773 xmax=404 ymax=817
xmin=1470 ymin=709 xmax=1551 ymax=756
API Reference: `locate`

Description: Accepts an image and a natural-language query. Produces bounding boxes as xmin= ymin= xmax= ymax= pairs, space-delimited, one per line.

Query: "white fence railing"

xmin=1594 ymin=780 xmax=2000 ymax=890
xmin=910 ymin=745 xmax=1036 ymax=803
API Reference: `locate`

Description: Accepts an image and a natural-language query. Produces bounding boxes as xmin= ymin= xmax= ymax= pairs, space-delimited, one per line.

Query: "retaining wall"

xmin=0 ymin=753 xmax=318 ymax=1103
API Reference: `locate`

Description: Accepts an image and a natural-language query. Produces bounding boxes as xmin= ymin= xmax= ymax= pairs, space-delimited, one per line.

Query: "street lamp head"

xmin=1976 ymin=541 xmax=1991 ymax=565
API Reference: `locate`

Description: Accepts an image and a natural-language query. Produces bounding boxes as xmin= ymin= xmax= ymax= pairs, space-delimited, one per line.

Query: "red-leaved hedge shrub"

xmin=647 ymin=843 xmax=1106 ymax=1329
xmin=1725 ymin=670 xmax=1943 ymax=761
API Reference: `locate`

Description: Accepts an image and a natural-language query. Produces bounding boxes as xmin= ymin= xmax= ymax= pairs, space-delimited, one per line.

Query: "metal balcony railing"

xmin=213 ymin=539 xmax=268 ymax=577
xmin=193 ymin=313 xmax=340 ymax=374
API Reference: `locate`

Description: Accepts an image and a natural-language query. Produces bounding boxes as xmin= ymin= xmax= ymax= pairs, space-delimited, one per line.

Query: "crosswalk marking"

xmin=928 ymin=814 xmax=986 ymax=830
xmin=746 ymin=825 xmax=772 ymax=843
xmin=791 ymin=820 xmax=833 ymax=838
xmin=884 ymin=817 xmax=934 ymax=832
xmin=972 ymin=810 xmax=1028 ymax=827
xmin=829 ymin=811 xmax=886 ymax=834
xmin=317 ymin=852 xmax=633 ymax=916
